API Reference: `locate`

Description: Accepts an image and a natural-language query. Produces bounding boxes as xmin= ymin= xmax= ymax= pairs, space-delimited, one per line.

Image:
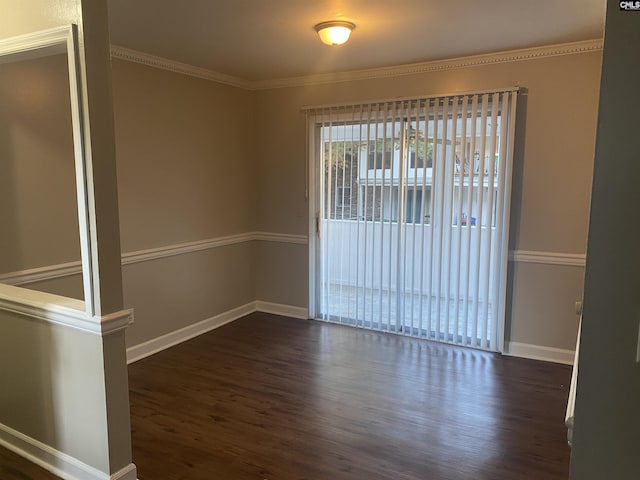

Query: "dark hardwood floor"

xmin=128 ymin=312 xmax=572 ymax=480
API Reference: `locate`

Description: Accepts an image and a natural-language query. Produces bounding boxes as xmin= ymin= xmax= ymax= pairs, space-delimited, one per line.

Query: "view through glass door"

xmin=310 ymin=91 xmax=517 ymax=352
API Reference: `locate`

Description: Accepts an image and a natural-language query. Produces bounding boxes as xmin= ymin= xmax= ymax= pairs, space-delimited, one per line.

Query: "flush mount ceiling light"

xmin=314 ymin=21 xmax=355 ymax=46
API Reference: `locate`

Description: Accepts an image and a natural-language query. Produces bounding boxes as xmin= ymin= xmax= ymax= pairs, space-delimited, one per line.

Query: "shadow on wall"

xmin=504 ymin=89 xmax=528 ymax=344
xmin=0 ymin=71 xmax=20 ymax=279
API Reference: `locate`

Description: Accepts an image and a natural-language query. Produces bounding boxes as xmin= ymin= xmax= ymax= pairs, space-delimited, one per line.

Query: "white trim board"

xmin=126 ymin=302 xmax=255 ymax=363
xmin=0 ymin=261 xmax=82 ymax=286
xmin=0 ymin=231 xmax=308 ymax=287
xmin=0 ymin=422 xmax=137 ymax=480
xmin=110 ymin=45 xmax=252 ymax=90
xmin=504 ymin=341 xmax=575 ymax=365
xmin=0 ymin=283 xmax=133 ymax=335
xmin=126 ymin=301 xmax=309 ymax=364
xmin=1 ymin=234 xmax=581 ymax=289
xmin=509 ymin=250 xmax=586 ymax=267
xmin=254 ymin=301 xmax=309 ymax=320
xmin=126 ymin=300 xmax=573 ymax=369
xmin=253 ymin=231 xmax=309 ymax=245
xmin=112 ymin=39 xmax=603 ymax=91
xmin=121 ymin=232 xmax=255 ymax=266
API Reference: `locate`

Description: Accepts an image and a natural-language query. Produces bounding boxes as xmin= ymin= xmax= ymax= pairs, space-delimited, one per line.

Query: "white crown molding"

xmin=110 ymin=45 xmax=253 ymax=90
xmin=110 ymin=39 xmax=603 ymax=91
xmin=0 ymin=422 xmax=137 ymax=480
xmin=255 ymin=39 xmax=603 ymax=90
xmin=509 ymin=250 xmax=586 ymax=267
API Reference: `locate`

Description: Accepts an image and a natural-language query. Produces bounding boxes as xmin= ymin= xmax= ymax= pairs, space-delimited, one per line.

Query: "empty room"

xmin=1 ymin=1 xmax=639 ymax=479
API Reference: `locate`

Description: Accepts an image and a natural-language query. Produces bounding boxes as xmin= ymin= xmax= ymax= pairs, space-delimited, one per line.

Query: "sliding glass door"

xmin=308 ymin=91 xmax=517 ymax=352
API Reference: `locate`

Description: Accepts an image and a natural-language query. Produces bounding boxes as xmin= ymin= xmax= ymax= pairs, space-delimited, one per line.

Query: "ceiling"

xmin=106 ymin=0 xmax=606 ymax=82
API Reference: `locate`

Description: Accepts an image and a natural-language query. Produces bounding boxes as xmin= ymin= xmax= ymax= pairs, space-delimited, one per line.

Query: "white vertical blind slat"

xmin=463 ymin=94 xmax=479 ymax=346
xmin=454 ymin=96 xmax=469 ymax=345
xmin=397 ymin=101 xmax=407 ymax=334
xmin=426 ymin=99 xmax=439 ymax=340
xmin=368 ymin=105 xmax=376 ymax=328
xmin=482 ymin=93 xmax=500 ymax=348
xmin=472 ymin=95 xmax=489 ymax=346
xmin=444 ymin=98 xmax=459 ymax=342
xmin=409 ymin=100 xmax=420 ymax=335
xmin=323 ymin=109 xmax=332 ymax=321
xmin=360 ymin=105 xmax=373 ymax=327
xmin=435 ymin=99 xmax=449 ymax=340
xmin=417 ymin=99 xmax=429 ymax=339
xmin=381 ymin=103 xmax=390 ymax=331
xmin=354 ymin=107 xmax=363 ymax=326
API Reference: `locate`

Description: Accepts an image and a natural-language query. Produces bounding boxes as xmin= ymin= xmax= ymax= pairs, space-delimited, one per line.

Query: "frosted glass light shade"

xmin=315 ymin=21 xmax=355 ymax=46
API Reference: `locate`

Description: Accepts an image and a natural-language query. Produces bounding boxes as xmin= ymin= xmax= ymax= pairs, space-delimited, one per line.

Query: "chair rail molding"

xmin=0 ymin=231 xmax=309 ymax=287
xmin=0 ymin=234 xmax=582 ymax=290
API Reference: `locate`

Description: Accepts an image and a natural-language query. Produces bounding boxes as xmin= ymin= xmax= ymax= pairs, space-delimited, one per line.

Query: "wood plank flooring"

xmin=128 ymin=312 xmax=572 ymax=480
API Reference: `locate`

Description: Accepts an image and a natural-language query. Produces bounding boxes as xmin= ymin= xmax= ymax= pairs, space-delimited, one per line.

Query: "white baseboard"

xmin=126 ymin=302 xmax=257 ymax=364
xmin=126 ymin=302 xmax=576 ymax=367
xmin=126 ymin=301 xmax=309 ymax=364
xmin=110 ymin=463 xmax=137 ymax=480
xmin=505 ymin=341 xmax=575 ymax=365
xmin=0 ymin=422 xmax=137 ymax=480
xmin=254 ymin=301 xmax=309 ymax=320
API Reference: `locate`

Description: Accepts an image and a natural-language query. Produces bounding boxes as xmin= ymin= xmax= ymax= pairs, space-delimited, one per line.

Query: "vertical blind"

xmin=308 ymin=89 xmax=518 ymax=352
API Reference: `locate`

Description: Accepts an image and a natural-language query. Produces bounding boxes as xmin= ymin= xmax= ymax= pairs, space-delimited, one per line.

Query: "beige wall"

xmin=0 ymin=54 xmax=81 ymax=276
xmin=0 ymin=306 xmax=111 ymax=472
xmin=123 ymin=243 xmax=255 ymax=346
xmin=507 ymin=263 xmax=587 ymax=349
xmin=255 ymin=52 xmax=601 ymax=249
xmin=111 ymin=59 xmax=257 ymax=346
xmin=254 ymin=51 xmax=602 ymax=351
xmin=2 ymin=50 xmax=601 ymax=353
xmin=112 ymin=59 xmax=256 ymax=251
xmin=1 ymin=58 xmax=259 ymax=346
xmin=254 ymin=241 xmax=308 ymax=307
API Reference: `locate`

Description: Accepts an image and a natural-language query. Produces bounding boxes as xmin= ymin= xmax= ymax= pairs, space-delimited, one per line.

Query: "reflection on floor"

xmin=323 ymin=283 xmax=494 ymax=347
